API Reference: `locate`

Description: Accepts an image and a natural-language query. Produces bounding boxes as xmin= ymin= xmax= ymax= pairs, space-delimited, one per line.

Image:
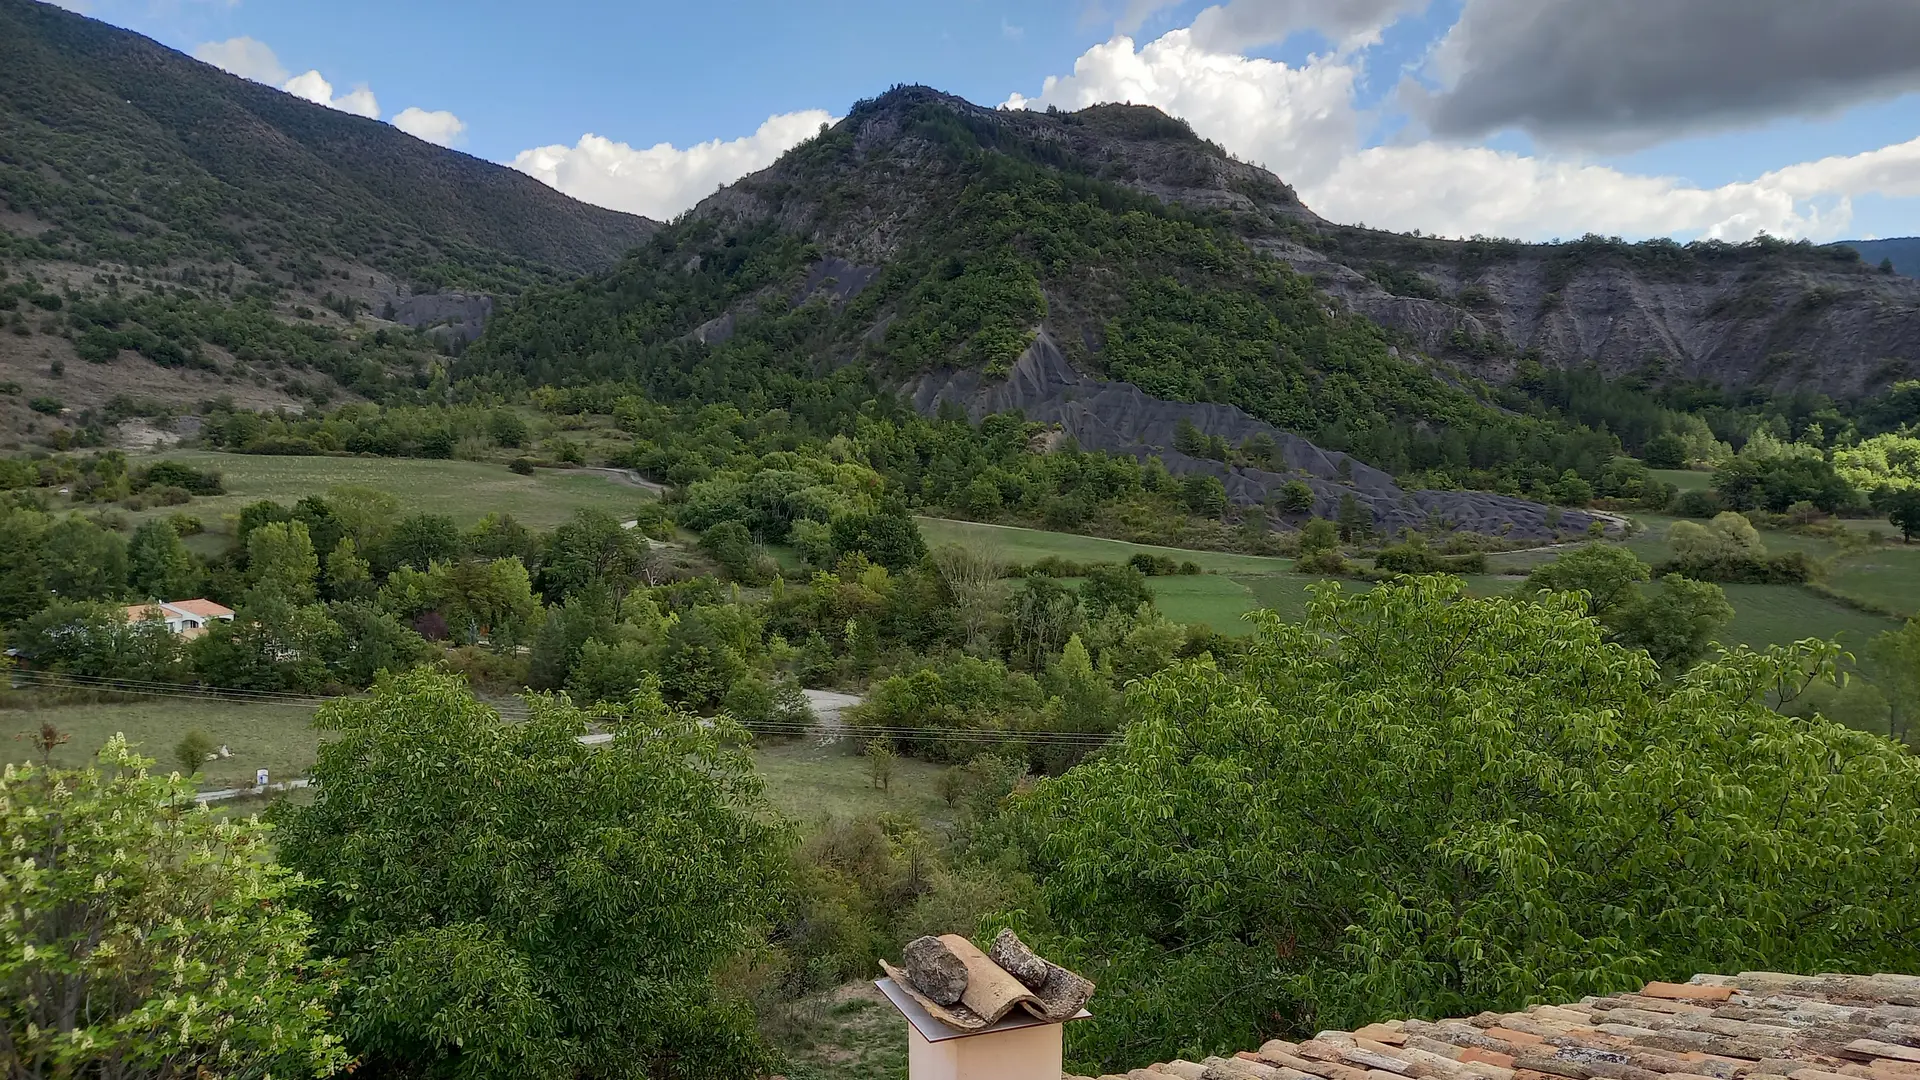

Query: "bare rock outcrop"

xmin=907 ymin=330 xmax=1602 ymax=542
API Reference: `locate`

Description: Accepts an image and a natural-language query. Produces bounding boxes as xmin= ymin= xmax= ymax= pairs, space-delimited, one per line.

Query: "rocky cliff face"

xmin=691 ymin=87 xmax=1919 ymax=400
xmin=1268 ymin=230 xmax=1920 ymax=397
xmin=908 ymin=332 xmax=1605 ymax=542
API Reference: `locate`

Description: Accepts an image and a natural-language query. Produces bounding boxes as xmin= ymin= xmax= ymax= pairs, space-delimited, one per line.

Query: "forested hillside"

xmin=0 ymin=0 xmax=655 ymax=443
xmin=1844 ymin=237 xmax=1920 ymax=277
xmin=463 ymin=88 xmax=1918 ymax=526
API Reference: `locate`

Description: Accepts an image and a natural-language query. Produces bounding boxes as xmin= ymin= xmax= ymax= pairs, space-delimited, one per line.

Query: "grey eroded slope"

xmin=906 ymin=332 xmax=1602 ymax=542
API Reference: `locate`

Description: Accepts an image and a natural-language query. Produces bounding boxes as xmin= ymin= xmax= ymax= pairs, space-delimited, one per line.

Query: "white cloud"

xmin=1004 ymin=30 xmax=1361 ymax=187
xmin=282 ymin=70 xmax=380 ymax=120
xmin=1002 ymin=18 xmax=1025 ymax=41
xmin=392 ymin=107 xmax=467 ymax=148
xmin=192 ymin=36 xmax=287 ymax=84
xmin=1304 ymin=145 xmax=1848 ymax=241
xmin=1009 ymin=19 xmax=1919 ymax=242
xmin=512 ymin=109 xmax=836 ymax=220
xmin=1106 ymin=0 xmax=1425 ymax=50
xmin=1187 ymin=0 xmax=1428 ymax=52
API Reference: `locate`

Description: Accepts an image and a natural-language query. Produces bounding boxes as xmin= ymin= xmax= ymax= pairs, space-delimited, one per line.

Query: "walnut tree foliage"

xmin=275 ymin=669 xmax=789 ymax=1080
xmin=0 ymin=733 xmax=345 ymax=1080
xmin=1006 ymin=577 xmax=1920 ymax=1073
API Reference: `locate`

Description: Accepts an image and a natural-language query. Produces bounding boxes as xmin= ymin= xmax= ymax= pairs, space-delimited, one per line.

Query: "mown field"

xmin=0 ymin=694 xmax=323 ymax=789
xmin=135 ymin=450 xmax=653 ymax=529
xmin=0 ymin=693 xmax=949 ymax=826
xmin=925 ymin=513 xmax=1909 ymax=658
xmin=916 ymin=517 xmax=1292 ymax=574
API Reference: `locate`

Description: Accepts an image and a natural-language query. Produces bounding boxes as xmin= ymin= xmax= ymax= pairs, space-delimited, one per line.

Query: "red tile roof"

xmin=167 ymin=598 xmax=234 ymax=618
xmin=1072 ymin=973 xmax=1920 ymax=1080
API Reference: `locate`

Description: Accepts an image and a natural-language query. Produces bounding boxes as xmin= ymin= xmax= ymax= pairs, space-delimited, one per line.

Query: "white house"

xmin=124 ymin=598 xmax=236 ymax=639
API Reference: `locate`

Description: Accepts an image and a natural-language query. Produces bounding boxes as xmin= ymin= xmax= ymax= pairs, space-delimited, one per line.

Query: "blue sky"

xmin=53 ymin=0 xmax=1920 ymax=240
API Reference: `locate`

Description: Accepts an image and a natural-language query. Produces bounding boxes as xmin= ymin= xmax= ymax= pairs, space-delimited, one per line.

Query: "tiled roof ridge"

xmin=1070 ymin=973 xmax=1920 ymax=1080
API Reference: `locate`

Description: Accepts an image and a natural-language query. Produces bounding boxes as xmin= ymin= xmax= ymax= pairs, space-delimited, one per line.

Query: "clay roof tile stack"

xmin=1066 ymin=974 xmax=1920 ymax=1080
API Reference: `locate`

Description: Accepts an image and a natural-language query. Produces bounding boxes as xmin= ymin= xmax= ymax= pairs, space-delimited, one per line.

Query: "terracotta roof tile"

xmin=1089 ymin=976 xmax=1920 ymax=1080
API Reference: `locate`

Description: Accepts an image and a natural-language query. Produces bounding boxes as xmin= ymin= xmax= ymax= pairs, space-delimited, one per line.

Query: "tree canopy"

xmin=275 ymin=669 xmax=790 ymax=1080
xmin=1006 ymin=578 xmax=1920 ymax=1073
xmin=1 ymin=732 xmax=345 ymax=1080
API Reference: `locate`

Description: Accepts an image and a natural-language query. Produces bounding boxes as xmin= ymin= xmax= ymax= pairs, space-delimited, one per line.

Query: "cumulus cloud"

xmin=1416 ymin=0 xmax=1920 ymax=148
xmin=511 ymin=109 xmax=836 ymax=220
xmin=191 ymin=37 xmax=389 ymax=122
xmin=1108 ymin=0 xmax=1423 ymax=48
xmin=1013 ymin=15 xmax=1920 ymax=242
xmin=1187 ymin=0 xmax=1428 ymax=52
xmin=1004 ymin=30 xmax=1361 ymax=186
xmin=392 ymin=107 xmax=467 ymax=148
xmin=192 ymin=36 xmax=288 ymax=84
xmin=282 ymin=70 xmax=380 ymax=119
xmin=1304 ymin=145 xmax=1850 ymax=242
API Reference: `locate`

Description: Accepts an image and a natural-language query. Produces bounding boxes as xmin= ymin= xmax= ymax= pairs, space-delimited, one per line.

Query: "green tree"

xmin=829 ymin=504 xmax=928 ymax=572
xmin=866 ymin=737 xmax=897 ymax=791
xmin=542 ymin=508 xmax=646 ymax=602
xmin=1550 ymin=469 xmax=1595 ymax=506
xmin=248 ymin=519 xmax=320 ymax=603
xmin=126 ymin=518 xmax=199 ymax=599
xmin=173 ymin=727 xmax=216 ymax=775
xmin=1608 ymin=573 xmax=1735 ymax=670
xmin=1007 ymin=573 xmax=1083 ymax=672
xmin=1 ymin=732 xmax=345 ymax=1080
xmin=1521 ymin=542 xmax=1650 ymax=617
xmin=41 ymin=514 xmax=128 ymax=602
xmin=1297 ymin=517 xmax=1339 ymax=555
xmin=1869 ymin=618 xmax=1919 ymax=743
xmin=1180 ymin=473 xmax=1227 ymax=517
xmin=1889 ymin=489 xmax=1920 ymax=543
xmin=700 ymin=520 xmax=757 ymax=581
xmin=1080 ymin=562 xmax=1152 ymax=620
xmin=325 ymin=537 xmax=374 ymax=600
xmin=277 ymin=670 xmax=785 ymax=1080
xmin=1280 ymin=480 xmax=1315 ymax=512
xmin=1643 ymin=432 xmax=1688 ymax=469
xmin=0 ymin=507 xmax=50 ymax=622
xmin=1336 ymin=493 xmax=1371 ymax=542
xmin=1007 ymin=579 xmax=1920 ymax=1073
xmin=380 ymin=513 xmax=463 ymax=573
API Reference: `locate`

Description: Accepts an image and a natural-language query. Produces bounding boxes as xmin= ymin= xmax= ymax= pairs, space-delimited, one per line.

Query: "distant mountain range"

xmin=4 ymin=0 xmax=1920 ymax=458
xmin=1840 ymin=238 xmax=1920 ymax=277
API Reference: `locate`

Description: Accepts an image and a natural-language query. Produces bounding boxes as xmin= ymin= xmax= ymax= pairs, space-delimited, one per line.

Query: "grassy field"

xmin=135 ymin=451 xmax=653 ymax=529
xmin=1650 ymin=468 xmax=1713 ymax=492
xmin=917 ymin=517 xmax=1292 ymax=574
xmin=751 ymin=736 xmax=950 ymax=826
xmin=1826 ymin=545 xmax=1920 ymax=619
xmin=1712 ymin=584 xmax=1901 ymax=651
xmin=0 ymin=694 xmax=954 ymax=823
xmin=0 ymin=695 xmax=323 ymax=789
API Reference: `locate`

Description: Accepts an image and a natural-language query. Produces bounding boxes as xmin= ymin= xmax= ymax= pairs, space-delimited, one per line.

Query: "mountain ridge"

xmin=685 ymin=86 xmax=1920 ymax=400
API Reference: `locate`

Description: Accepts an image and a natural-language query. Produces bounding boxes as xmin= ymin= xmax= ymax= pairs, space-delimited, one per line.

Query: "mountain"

xmin=1841 ymin=238 xmax=1920 ymax=277
xmin=473 ymin=88 xmax=1920 ymax=412
xmin=0 ymin=0 xmax=655 ymax=444
xmin=463 ymin=88 xmax=1633 ymax=535
xmin=0 ymin=0 xmax=656 ymax=283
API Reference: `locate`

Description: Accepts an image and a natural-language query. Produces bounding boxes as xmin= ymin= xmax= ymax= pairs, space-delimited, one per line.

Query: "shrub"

xmin=1671 ymin=488 xmax=1720 ymax=517
xmin=1008 ymin=579 xmax=1920 ymax=1072
xmin=2 ymin=733 xmax=345 ymax=1080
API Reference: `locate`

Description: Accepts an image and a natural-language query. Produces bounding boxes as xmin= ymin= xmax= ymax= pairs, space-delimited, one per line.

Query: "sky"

xmin=46 ymin=0 xmax=1920 ymax=241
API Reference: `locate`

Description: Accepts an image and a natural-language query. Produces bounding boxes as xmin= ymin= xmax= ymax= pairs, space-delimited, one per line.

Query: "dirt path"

xmin=580 ymin=466 xmax=668 ymax=496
